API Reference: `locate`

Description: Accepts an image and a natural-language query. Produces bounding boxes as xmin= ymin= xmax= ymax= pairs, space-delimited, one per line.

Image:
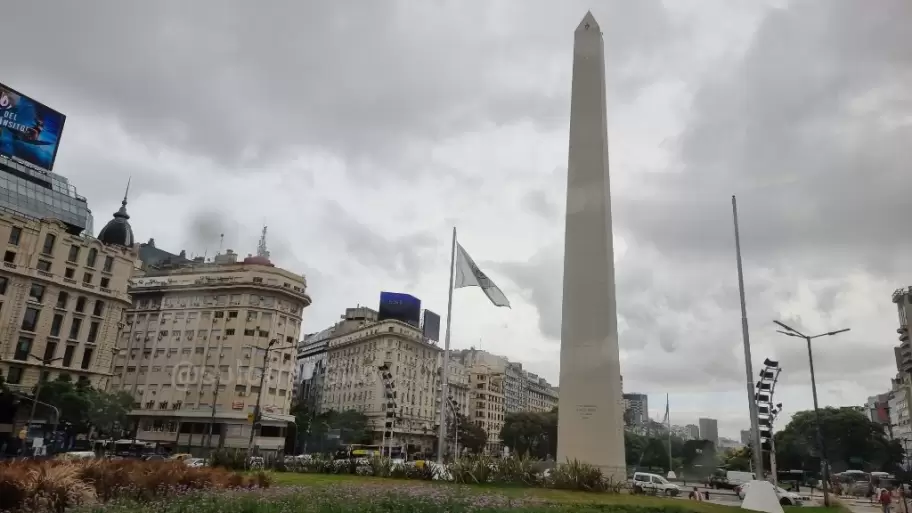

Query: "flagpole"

xmin=666 ymin=394 xmax=672 ymax=475
xmin=437 ymin=227 xmax=457 ymax=464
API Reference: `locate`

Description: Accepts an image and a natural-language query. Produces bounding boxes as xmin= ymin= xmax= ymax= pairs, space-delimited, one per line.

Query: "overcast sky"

xmin=4 ymin=0 xmax=910 ymax=439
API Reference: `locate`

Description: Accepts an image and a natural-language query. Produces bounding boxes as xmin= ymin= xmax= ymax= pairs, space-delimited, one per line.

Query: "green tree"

xmin=499 ymin=410 xmax=557 ymax=459
xmin=85 ymin=389 xmax=134 ymax=438
xmin=456 ymin=414 xmax=487 ymax=454
xmin=775 ymin=407 xmax=902 ymax=473
xmin=720 ymin=446 xmax=752 ymax=472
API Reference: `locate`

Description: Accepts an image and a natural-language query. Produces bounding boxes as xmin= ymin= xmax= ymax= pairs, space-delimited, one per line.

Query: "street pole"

xmin=437 ymin=227 xmax=457 ymax=464
xmin=247 ymin=339 xmax=277 ymax=455
xmin=805 ymin=334 xmax=831 ymax=506
xmin=773 ymin=320 xmax=849 ymax=508
xmin=732 ymin=195 xmax=765 ymax=478
xmin=770 ymin=431 xmax=778 ymax=487
xmin=205 ymin=373 xmax=221 ymax=450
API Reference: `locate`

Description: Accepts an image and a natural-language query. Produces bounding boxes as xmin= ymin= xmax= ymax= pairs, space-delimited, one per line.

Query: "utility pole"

xmin=205 ymin=372 xmax=221 ymax=450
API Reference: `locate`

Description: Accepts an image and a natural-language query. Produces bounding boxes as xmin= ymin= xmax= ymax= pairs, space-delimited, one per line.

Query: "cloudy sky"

xmin=4 ymin=0 xmax=910 ymax=438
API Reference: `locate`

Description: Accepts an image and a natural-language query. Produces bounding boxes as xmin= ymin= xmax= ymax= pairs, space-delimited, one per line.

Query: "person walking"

xmin=880 ymin=487 xmax=893 ymax=513
xmin=689 ymin=487 xmax=704 ymax=502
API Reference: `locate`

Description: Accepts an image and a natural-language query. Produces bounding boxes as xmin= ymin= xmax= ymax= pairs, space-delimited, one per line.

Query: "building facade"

xmin=321 ymin=309 xmax=442 ymax=456
xmin=699 ymin=417 xmax=719 ymax=445
xmin=623 ymin=393 xmax=648 ymax=426
xmin=112 ymin=248 xmax=311 ymax=455
xmin=0 ymin=158 xmax=91 ymax=235
xmin=452 ymin=348 xmax=558 ymax=414
xmin=523 ymin=370 xmax=558 ymax=413
xmin=0 ymin=211 xmax=136 ymax=391
xmin=469 ymin=363 xmax=505 ymax=454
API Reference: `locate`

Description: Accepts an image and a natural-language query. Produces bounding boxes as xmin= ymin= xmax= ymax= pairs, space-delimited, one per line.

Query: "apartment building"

xmin=0 ymin=209 xmax=136 ymax=391
xmin=699 ymin=417 xmax=719 ymax=446
xmin=469 ymin=364 xmax=505 ymax=453
xmin=452 ymin=348 xmax=558 ymax=414
xmin=523 ymin=370 xmax=558 ymax=413
xmin=623 ymin=393 xmax=649 ymax=426
xmin=112 ymin=247 xmax=311 ymax=455
xmin=321 ymin=307 xmax=442 ymax=456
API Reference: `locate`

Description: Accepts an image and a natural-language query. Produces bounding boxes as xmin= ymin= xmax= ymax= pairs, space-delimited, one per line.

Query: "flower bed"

xmin=0 ymin=459 xmax=270 ymax=513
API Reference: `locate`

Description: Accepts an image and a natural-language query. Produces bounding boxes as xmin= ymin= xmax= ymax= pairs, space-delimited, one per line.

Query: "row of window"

xmin=1 ymin=249 xmax=114 ymax=289
xmin=4 ymin=365 xmax=92 ymax=386
xmin=13 ymin=337 xmax=95 ymax=369
xmin=8 ymin=226 xmax=114 ymax=271
xmin=0 ymin=277 xmax=107 ymax=314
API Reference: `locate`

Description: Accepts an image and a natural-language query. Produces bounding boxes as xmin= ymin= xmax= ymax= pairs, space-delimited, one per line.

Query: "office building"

xmin=684 ymin=424 xmax=699 ymax=440
xmin=112 ymin=238 xmax=311 ymax=455
xmin=0 ymin=160 xmax=90 ymax=235
xmin=740 ymin=429 xmax=751 ymax=447
xmin=623 ymin=393 xmax=648 ymax=426
xmin=0 ymin=204 xmax=136 ymax=390
xmin=320 ymin=307 xmax=442 ymax=456
xmin=699 ymin=417 xmax=719 ymax=445
xmin=451 ymin=348 xmax=558 ymax=414
xmin=469 ymin=363 xmax=505 ymax=454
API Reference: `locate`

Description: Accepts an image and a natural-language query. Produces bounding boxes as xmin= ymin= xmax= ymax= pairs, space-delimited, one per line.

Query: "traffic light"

xmin=755 ymin=358 xmax=782 ymax=453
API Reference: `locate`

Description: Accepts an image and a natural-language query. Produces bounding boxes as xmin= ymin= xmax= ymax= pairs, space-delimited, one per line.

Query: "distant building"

xmin=684 ymin=424 xmax=700 ymax=440
xmin=740 ymin=429 xmax=752 ymax=446
xmin=699 ymin=417 xmax=719 ymax=445
xmin=623 ymin=393 xmax=648 ymax=426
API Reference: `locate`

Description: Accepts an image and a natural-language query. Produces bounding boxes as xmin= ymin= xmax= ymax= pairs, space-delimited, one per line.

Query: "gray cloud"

xmin=2 ymin=0 xmax=676 ymax=178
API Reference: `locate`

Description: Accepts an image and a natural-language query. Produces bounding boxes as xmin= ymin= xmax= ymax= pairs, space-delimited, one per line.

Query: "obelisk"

xmin=557 ymin=11 xmax=627 ymax=479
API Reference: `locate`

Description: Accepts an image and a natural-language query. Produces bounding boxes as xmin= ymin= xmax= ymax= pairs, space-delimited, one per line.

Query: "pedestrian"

xmin=689 ymin=487 xmax=704 ymax=501
xmin=870 ymin=481 xmax=877 ymax=504
xmin=880 ymin=487 xmax=893 ymax=513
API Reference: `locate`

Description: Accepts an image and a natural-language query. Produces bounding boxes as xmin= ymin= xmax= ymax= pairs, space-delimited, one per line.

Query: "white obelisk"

xmin=556 ymin=11 xmax=627 ymax=480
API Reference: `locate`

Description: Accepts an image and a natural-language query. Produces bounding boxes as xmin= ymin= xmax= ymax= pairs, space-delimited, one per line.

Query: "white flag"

xmin=454 ymin=243 xmax=511 ymax=308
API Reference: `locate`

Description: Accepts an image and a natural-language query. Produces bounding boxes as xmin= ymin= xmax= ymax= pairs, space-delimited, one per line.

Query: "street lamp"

xmin=773 ymin=320 xmax=850 ymax=507
xmin=246 ymin=339 xmax=296 ymax=455
xmin=25 ymin=353 xmax=64 ymax=443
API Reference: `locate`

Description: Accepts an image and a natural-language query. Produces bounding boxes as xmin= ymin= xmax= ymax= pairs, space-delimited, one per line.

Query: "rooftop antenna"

xmin=218 ymin=233 xmax=224 ymax=255
xmin=257 ymin=225 xmax=270 ymax=259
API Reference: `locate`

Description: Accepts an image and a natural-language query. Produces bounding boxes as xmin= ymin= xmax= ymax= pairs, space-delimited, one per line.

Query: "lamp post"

xmin=246 ymin=340 xmax=295 ymax=455
xmin=773 ymin=320 xmax=850 ymax=507
xmin=25 ymin=353 xmax=64 ymax=447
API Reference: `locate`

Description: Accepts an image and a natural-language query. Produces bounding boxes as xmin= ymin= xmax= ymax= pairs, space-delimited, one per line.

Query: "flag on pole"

xmin=454 ymin=243 xmax=511 ymax=308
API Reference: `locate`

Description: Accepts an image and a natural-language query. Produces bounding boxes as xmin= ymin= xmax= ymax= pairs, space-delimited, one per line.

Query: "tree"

xmin=85 ymin=389 xmax=134 ymax=438
xmin=456 ymin=414 xmax=487 ymax=454
xmin=500 ymin=410 xmax=557 ymax=459
xmin=720 ymin=446 xmax=752 ymax=472
xmin=775 ymin=407 xmax=903 ymax=473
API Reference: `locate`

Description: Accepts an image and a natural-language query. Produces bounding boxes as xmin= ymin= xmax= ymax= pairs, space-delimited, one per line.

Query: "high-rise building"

xmin=469 ymin=363 xmax=505 ymax=454
xmin=699 ymin=418 xmax=719 ymax=445
xmin=623 ymin=393 xmax=648 ymax=426
xmin=294 ymin=328 xmax=332 ymax=416
xmin=684 ymin=424 xmax=699 ymax=440
xmin=320 ymin=307 xmax=442 ymax=456
xmin=112 ymin=244 xmax=311 ymax=455
xmin=891 ymin=287 xmax=912 ymax=463
xmin=740 ymin=429 xmax=752 ymax=446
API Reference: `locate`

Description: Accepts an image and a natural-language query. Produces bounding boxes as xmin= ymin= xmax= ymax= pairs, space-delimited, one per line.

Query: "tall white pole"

xmin=437 ymin=227 xmax=457 ymax=464
xmin=732 ymin=195 xmax=764 ymax=478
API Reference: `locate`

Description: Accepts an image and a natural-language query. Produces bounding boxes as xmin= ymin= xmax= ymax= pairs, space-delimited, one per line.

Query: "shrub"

xmin=365 ymin=455 xmax=393 ymax=477
xmin=448 ymin=455 xmax=495 ymax=484
xmin=492 ymin=453 xmax=541 ymax=486
xmin=208 ymin=448 xmax=248 ymax=471
xmin=546 ymin=459 xmax=611 ymax=492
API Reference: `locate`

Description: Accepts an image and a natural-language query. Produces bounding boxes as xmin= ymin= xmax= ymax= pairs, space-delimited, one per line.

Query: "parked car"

xmin=737 ymin=482 xmax=804 ymax=506
xmin=631 ymin=472 xmax=681 ymax=496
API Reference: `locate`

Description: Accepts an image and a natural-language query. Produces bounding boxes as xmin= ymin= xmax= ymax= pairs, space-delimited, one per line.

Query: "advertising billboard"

xmin=0 ymin=82 xmax=67 ymax=172
xmin=378 ymin=291 xmax=421 ymax=328
xmin=422 ymin=310 xmax=441 ymax=342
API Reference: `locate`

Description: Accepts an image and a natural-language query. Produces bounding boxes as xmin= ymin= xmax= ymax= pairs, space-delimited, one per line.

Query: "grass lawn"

xmin=272 ymin=472 xmax=744 ymax=513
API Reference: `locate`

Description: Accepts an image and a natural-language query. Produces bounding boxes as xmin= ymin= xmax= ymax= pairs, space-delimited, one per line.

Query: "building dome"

xmin=98 ymin=183 xmax=135 ymax=248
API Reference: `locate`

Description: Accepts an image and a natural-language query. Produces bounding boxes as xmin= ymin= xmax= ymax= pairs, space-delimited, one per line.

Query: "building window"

xmin=75 ymin=297 xmax=86 ymax=313
xmin=44 ymin=341 xmax=57 ymax=361
xmin=65 ymin=267 xmax=74 ymax=279
xmin=86 ymin=248 xmax=98 ymax=268
xmin=87 ymin=321 xmax=99 ymax=343
xmin=37 ymin=260 xmax=52 ymax=272
xmin=4 ymin=250 xmax=15 ymax=263
xmin=214 ymin=312 xmax=224 ymax=319
xmin=28 ymin=283 xmax=45 ymax=303
xmin=83 ymin=272 xmax=93 ymax=285
xmin=62 ymin=345 xmax=76 ymax=367
xmin=13 ymin=336 xmax=32 ymax=360
xmin=69 ymin=318 xmax=82 ymax=340
xmin=42 ymin=233 xmax=56 ymax=255
xmin=100 ymin=277 xmax=110 ymax=288
xmin=21 ymin=307 xmax=40 ymax=332
xmin=67 ymin=245 xmax=80 ymax=263
xmin=244 ymin=329 xmax=255 ymax=336
xmin=93 ymin=300 xmax=104 ymax=316
xmin=56 ymin=292 xmax=68 ymax=309
xmin=0 ymin=276 xmax=7 ymax=295
xmin=103 ymin=255 xmax=113 ymax=272
xmin=226 ymin=329 xmax=235 ymax=336
xmin=8 ymin=226 xmax=21 ymax=246
xmin=80 ymin=348 xmax=94 ymax=370
xmin=6 ymin=366 xmax=23 ymax=384
xmin=50 ymin=314 xmax=63 ymax=337
xmin=228 ymin=311 xmax=238 ymax=318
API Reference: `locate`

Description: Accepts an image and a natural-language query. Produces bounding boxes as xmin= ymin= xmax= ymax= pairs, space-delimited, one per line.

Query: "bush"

xmin=0 ymin=458 xmax=262 ymax=513
xmin=492 ymin=453 xmax=541 ymax=486
xmin=208 ymin=448 xmax=248 ymax=471
xmin=448 ymin=455 xmax=496 ymax=484
xmin=546 ymin=459 xmax=611 ymax=492
xmin=365 ymin=455 xmax=393 ymax=477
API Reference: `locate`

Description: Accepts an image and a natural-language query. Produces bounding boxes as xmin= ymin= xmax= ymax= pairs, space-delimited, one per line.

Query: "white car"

xmin=737 ymin=482 xmax=803 ymax=506
xmin=631 ymin=472 xmax=681 ymax=496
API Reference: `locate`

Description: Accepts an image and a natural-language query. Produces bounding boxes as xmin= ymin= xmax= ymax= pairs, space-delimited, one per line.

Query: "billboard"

xmin=0 ymin=82 xmax=67 ymax=172
xmin=422 ymin=310 xmax=441 ymax=342
xmin=378 ymin=292 xmax=421 ymax=328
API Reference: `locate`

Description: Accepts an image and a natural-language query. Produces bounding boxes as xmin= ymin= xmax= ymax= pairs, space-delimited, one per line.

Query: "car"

xmin=738 ymin=482 xmax=803 ymax=506
xmin=631 ymin=472 xmax=681 ymax=497
xmin=185 ymin=458 xmax=207 ymax=468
